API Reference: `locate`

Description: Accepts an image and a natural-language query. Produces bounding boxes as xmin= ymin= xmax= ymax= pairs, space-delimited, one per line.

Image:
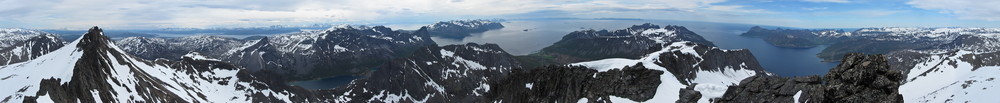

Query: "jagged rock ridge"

xmin=717 ymin=53 xmax=904 ymax=103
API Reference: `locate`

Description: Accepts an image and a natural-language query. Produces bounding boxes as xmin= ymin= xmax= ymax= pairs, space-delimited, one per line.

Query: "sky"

xmin=1 ymin=0 xmax=999 ymax=29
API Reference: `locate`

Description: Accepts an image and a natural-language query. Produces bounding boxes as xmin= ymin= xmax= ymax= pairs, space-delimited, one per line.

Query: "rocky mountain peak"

xmin=76 ymin=26 xmax=114 ymax=50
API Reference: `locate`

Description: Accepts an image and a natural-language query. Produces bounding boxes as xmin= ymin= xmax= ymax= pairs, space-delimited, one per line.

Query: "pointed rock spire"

xmin=76 ymin=26 xmax=114 ymax=50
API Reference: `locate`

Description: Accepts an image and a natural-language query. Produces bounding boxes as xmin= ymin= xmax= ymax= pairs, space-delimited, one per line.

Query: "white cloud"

xmin=811 ymin=10 xmax=907 ymax=17
xmin=908 ymin=0 xmax=1000 ymax=21
xmin=802 ymin=7 xmax=829 ymax=11
xmin=848 ymin=10 xmax=908 ymax=17
xmin=803 ymin=0 xmax=851 ymax=3
xmin=0 ymin=0 xmax=773 ymax=29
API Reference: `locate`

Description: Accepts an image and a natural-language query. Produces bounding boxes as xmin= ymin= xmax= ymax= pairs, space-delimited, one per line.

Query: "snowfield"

xmin=899 ymin=50 xmax=1000 ymax=103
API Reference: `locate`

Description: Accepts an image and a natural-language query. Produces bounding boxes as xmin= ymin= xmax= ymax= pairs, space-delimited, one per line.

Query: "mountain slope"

xmin=0 ymin=27 xmax=312 ymax=103
xmin=0 ymin=29 xmax=65 ymax=65
xmin=893 ymin=50 xmax=1000 ymax=102
xmin=319 ymin=43 xmax=521 ymax=102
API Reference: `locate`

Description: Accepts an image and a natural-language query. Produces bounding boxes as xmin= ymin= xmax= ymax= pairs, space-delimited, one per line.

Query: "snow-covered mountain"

xmin=426 ymin=19 xmax=504 ymax=39
xmin=0 ymin=27 xmax=313 ymax=102
xmin=892 ymin=50 xmax=1000 ymax=102
xmin=0 ymin=28 xmax=65 ymax=65
xmin=519 ymin=23 xmax=716 ymax=68
xmin=116 ymin=25 xmax=438 ymax=80
xmin=116 ymin=35 xmax=244 ymax=60
xmin=318 ymin=43 xmax=521 ymax=102
xmin=225 ymin=25 xmax=437 ymax=80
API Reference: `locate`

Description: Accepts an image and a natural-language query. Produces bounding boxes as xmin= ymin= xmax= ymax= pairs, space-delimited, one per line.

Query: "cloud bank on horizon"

xmin=0 ymin=0 xmax=998 ymax=29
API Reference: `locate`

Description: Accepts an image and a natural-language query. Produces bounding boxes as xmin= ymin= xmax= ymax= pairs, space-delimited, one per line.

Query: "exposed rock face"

xmin=318 ymin=43 xmax=521 ymax=102
xmin=486 ymin=65 xmax=663 ymax=103
xmin=716 ymin=76 xmax=824 ymax=103
xmin=676 ymin=85 xmax=703 ymax=103
xmin=426 ymin=19 xmax=505 ymax=39
xmin=824 ymin=53 xmax=904 ymax=102
xmin=519 ymin=23 xmax=716 ymax=68
xmin=717 ymin=53 xmax=904 ymax=103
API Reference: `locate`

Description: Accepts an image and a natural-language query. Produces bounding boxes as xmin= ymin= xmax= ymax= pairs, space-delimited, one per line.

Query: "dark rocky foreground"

xmin=486 ymin=65 xmax=663 ymax=102
xmin=717 ymin=53 xmax=904 ymax=103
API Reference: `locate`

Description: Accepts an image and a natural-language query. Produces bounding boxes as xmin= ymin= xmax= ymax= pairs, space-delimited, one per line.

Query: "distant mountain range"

xmin=742 ymin=26 xmax=1000 ymax=62
xmin=116 ymin=25 xmax=437 ymax=81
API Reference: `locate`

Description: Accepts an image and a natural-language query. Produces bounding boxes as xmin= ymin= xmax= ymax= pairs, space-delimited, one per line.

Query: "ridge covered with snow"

xmin=0 ymin=27 xmax=309 ymax=102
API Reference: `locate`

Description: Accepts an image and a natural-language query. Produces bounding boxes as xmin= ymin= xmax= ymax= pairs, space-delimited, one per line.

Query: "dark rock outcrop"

xmin=677 ymin=85 xmax=703 ymax=103
xmin=716 ymin=75 xmax=824 ymax=103
xmin=717 ymin=53 xmax=904 ymax=103
xmin=486 ymin=64 xmax=663 ymax=103
xmin=823 ymin=53 xmax=904 ymax=103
